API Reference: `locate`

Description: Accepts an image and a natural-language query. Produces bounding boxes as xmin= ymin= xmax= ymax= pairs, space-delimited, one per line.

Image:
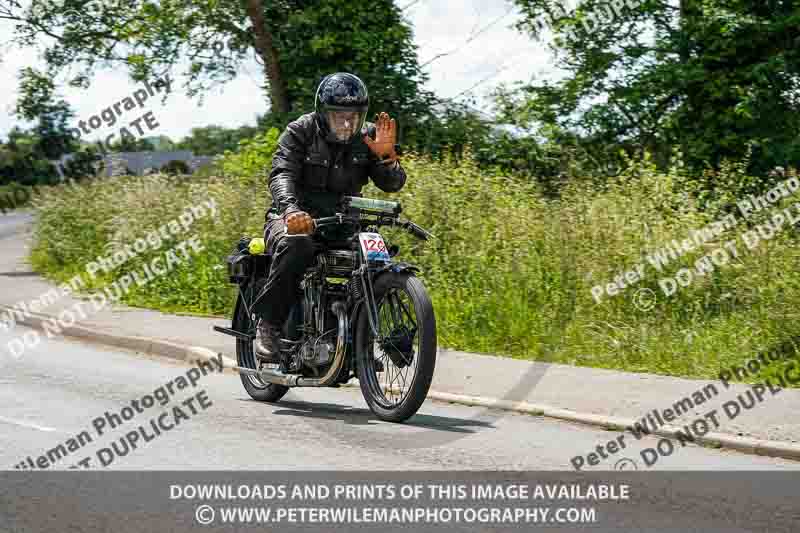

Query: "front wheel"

xmin=355 ymin=272 xmax=437 ymax=422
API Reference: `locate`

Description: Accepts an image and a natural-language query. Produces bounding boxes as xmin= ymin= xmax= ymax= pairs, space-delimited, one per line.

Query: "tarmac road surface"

xmin=2 ymin=325 xmax=799 ymax=472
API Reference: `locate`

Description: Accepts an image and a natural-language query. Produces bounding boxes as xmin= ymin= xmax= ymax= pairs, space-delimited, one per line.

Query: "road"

xmin=0 ymin=211 xmax=33 ymax=241
xmin=2 ymin=324 xmax=799 ymax=471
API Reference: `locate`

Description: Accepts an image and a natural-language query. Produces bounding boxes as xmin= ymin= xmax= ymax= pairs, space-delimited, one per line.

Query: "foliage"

xmin=0 ymin=128 xmax=60 ymax=186
xmin=14 ymin=67 xmax=78 ymax=159
xmin=262 ymin=0 xmax=434 ymax=138
xmin=161 ymin=159 xmax=191 ymax=175
xmin=217 ymin=128 xmax=280 ymax=187
xmin=3 ymin=0 xmax=431 ymax=115
xmin=175 ymin=124 xmax=260 ymax=156
xmin=2 ymin=0 xmax=459 ymax=158
xmin=30 ymin=172 xmax=264 ymax=314
xmin=0 ymin=68 xmax=78 ymax=186
xmin=142 ymin=135 xmax=177 ymax=152
xmin=60 ymin=146 xmax=104 ymax=180
xmin=505 ymin=0 xmax=800 ymax=181
xmin=106 ymin=136 xmax=157 ymax=153
xmin=0 ymin=183 xmax=35 ymax=211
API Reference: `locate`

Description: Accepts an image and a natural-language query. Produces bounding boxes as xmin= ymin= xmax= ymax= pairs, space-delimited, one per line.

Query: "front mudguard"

xmin=349 ymin=261 xmax=421 ymax=357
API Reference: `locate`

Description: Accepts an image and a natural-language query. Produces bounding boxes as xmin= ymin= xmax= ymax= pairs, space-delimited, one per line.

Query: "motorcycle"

xmin=214 ymin=196 xmax=437 ymax=422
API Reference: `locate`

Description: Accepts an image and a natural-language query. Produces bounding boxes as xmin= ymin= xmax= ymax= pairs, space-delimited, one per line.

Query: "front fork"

xmin=357 ymin=264 xmax=382 ymax=338
xmin=356 ymin=258 xmax=420 ymax=339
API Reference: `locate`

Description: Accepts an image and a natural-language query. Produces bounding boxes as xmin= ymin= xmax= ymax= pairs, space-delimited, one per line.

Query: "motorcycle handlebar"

xmin=311 ymin=214 xmax=432 ymax=241
xmin=312 ymin=215 xmax=345 ymax=228
xmin=402 ymin=221 xmax=431 ymax=241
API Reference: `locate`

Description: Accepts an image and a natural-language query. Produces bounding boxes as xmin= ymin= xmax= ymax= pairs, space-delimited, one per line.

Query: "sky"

xmin=0 ymin=0 xmax=558 ymax=144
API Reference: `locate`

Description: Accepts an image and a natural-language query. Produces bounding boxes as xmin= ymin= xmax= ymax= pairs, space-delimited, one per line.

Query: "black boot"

xmin=255 ymin=319 xmax=282 ymax=363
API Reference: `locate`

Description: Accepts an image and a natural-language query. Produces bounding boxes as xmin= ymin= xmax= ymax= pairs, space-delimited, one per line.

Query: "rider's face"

xmin=327 ymin=111 xmax=362 ymax=141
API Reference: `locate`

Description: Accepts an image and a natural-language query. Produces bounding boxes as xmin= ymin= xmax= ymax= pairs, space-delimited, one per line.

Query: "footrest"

xmin=213 ymin=325 xmax=254 ymax=341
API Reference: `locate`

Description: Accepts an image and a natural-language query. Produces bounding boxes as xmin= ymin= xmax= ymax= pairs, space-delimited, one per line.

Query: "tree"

xmin=260 ymin=0 xmax=433 ymax=137
xmin=504 ymin=0 xmax=800 ymax=179
xmin=176 ymin=124 xmax=259 ymax=155
xmin=143 ymin=135 xmax=177 ymax=151
xmin=0 ymin=0 xmax=432 ymax=132
xmin=14 ymin=67 xmax=78 ymax=160
xmin=246 ymin=0 xmax=290 ymax=114
xmin=107 ymin=136 xmax=157 ymax=153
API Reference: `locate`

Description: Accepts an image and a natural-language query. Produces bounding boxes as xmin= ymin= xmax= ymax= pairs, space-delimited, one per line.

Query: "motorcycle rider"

xmin=253 ymin=72 xmax=406 ymax=362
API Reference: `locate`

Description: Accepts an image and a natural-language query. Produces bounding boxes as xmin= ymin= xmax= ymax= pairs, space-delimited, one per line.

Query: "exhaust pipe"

xmin=234 ymin=301 xmax=349 ymax=388
xmin=232 ymin=365 xmax=301 ymax=387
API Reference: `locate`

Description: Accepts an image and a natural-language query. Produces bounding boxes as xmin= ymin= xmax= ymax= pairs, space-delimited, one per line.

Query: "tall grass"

xmin=29 ymin=135 xmax=800 ymax=382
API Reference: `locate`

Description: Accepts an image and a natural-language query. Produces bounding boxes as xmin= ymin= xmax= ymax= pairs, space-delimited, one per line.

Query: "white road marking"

xmin=0 ymin=415 xmax=57 ymax=432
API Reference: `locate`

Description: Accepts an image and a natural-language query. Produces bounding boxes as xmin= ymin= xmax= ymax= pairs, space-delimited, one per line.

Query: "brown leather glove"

xmin=364 ymin=112 xmax=398 ymax=162
xmin=284 ymin=210 xmax=314 ymax=235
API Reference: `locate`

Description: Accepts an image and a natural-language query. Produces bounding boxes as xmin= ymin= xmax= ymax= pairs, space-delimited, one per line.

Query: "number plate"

xmin=358 ymin=232 xmax=391 ymax=263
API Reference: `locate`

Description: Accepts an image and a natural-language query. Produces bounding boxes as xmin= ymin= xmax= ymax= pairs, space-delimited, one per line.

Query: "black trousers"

xmin=251 ymin=218 xmax=317 ymax=327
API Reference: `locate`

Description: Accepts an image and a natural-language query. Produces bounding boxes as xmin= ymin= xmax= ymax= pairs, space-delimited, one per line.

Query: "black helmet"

xmin=315 ymin=73 xmax=369 ymax=144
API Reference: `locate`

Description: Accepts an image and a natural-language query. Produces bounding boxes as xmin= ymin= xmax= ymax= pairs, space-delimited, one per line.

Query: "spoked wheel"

xmin=355 ymin=272 xmax=437 ymax=422
xmin=233 ymin=280 xmax=289 ymax=403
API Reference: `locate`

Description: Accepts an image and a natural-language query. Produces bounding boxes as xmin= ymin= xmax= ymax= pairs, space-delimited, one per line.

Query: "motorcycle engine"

xmin=300 ymin=334 xmax=336 ymax=368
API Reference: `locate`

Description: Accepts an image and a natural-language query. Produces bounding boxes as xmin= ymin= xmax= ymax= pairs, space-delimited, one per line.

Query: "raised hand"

xmin=364 ymin=112 xmax=398 ymax=161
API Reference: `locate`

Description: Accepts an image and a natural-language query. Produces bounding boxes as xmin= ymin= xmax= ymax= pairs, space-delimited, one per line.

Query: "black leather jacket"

xmin=266 ymin=112 xmax=406 ymax=220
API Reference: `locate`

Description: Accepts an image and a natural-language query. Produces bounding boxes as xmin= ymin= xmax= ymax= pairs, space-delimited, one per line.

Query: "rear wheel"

xmin=234 ymin=280 xmax=290 ymax=403
xmin=355 ymin=272 xmax=437 ymax=422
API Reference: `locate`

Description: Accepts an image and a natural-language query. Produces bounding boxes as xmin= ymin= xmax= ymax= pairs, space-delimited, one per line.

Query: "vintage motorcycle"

xmin=214 ymin=196 xmax=437 ymax=422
